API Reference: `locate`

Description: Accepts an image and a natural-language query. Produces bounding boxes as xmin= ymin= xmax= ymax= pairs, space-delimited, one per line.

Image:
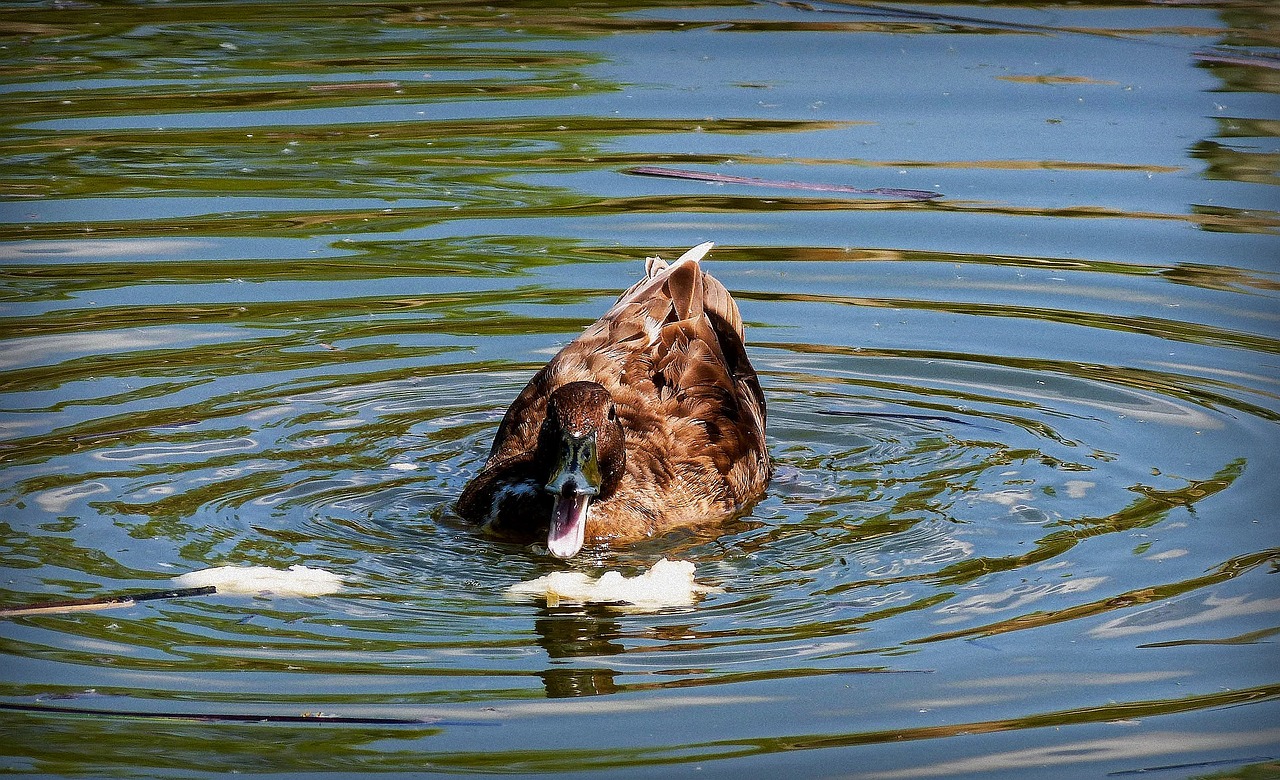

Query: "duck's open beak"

xmin=544 ymin=431 xmax=602 ymax=559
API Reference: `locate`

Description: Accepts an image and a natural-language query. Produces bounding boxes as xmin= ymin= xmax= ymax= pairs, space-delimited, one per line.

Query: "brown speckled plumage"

xmin=457 ymin=243 xmax=770 ymax=555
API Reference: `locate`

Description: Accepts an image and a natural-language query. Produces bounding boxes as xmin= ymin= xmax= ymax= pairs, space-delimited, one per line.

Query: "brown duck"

xmin=457 ymin=242 xmax=771 ymax=558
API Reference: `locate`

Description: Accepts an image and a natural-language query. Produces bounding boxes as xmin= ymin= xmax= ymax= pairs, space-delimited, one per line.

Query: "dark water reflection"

xmin=2 ymin=1 xmax=1278 ymax=778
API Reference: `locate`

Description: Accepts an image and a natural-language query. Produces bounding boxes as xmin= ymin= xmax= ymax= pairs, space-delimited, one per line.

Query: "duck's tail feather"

xmin=612 ymin=242 xmax=744 ymax=340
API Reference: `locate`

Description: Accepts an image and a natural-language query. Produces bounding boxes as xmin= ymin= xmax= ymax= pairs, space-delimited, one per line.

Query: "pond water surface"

xmin=1 ymin=2 xmax=1278 ymax=778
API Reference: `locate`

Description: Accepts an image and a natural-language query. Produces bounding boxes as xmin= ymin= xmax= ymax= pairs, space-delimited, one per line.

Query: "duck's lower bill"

xmin=548 ymin=493 xmax=590 ymax=558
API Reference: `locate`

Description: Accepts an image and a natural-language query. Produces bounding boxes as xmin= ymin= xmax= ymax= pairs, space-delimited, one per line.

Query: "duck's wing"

xmin=485 ymin=243 xmax=767 ymax=485
xmin=629 ymin=246 xmax=768 ymax=485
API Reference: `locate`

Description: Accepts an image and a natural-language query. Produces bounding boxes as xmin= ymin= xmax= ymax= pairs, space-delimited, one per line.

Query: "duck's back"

xmin=466 ymin=244 xmax=771 ymax=542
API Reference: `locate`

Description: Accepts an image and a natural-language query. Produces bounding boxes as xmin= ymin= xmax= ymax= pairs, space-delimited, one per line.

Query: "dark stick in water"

xmin=0 ymin=586 xmax=217 ymax=618
xmin=625 ymin=166 xmax=942 ymax=201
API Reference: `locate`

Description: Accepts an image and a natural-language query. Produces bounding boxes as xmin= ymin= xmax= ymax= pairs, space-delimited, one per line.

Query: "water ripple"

xmin=2 ymin=1 xmax=1277 ymax=776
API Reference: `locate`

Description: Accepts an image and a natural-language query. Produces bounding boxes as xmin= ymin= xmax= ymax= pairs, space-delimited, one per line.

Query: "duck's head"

xmin=538 ymin=381 xmax=625 ymax=558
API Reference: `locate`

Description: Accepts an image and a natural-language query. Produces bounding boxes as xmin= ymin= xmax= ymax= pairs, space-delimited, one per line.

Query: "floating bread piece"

xmin=173 ymin=565 xmax=343 ymax=597
xmin=507 ymin=558 xmax=721 ymax=610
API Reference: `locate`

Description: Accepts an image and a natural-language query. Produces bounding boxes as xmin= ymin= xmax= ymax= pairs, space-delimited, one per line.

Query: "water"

xmin=2 ymin=1 xmax=1278 ymax=777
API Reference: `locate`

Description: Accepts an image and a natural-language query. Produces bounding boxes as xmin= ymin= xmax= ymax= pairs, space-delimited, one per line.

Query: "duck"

xmin=457 ymin=242 xmax=771 ymax=558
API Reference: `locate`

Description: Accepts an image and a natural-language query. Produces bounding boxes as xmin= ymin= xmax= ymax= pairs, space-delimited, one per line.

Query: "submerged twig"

xmin=0 ymin=701 xmax=441 ymax=726
xmin=774 ymin=0 xmax=1128 ymax=39
xmin=1107 ymin=756 xmax=1277 ymax=777
xmin=1193 ymin=48 xmax=1280 ymax=70
xmin=625 ymin=166 xmax=942 ymax=201
xmin=817 ymin=409 xmax=1000 ymax=431
xmin=0 ymin=586 xmax=216 ymax=618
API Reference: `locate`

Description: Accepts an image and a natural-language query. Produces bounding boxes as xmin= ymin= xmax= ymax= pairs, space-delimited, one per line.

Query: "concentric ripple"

xmin=2 ymin=1 xmax=1278 ymax=778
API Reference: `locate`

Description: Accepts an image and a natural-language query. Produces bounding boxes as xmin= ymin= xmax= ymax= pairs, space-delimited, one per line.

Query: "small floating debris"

xmin=507 ymin=558 xmax=722 ymax=611
xmin=173 ymin=565 xmax=343 ymax=597
xmin=625 ymin=165 xmax=942 ymax=201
